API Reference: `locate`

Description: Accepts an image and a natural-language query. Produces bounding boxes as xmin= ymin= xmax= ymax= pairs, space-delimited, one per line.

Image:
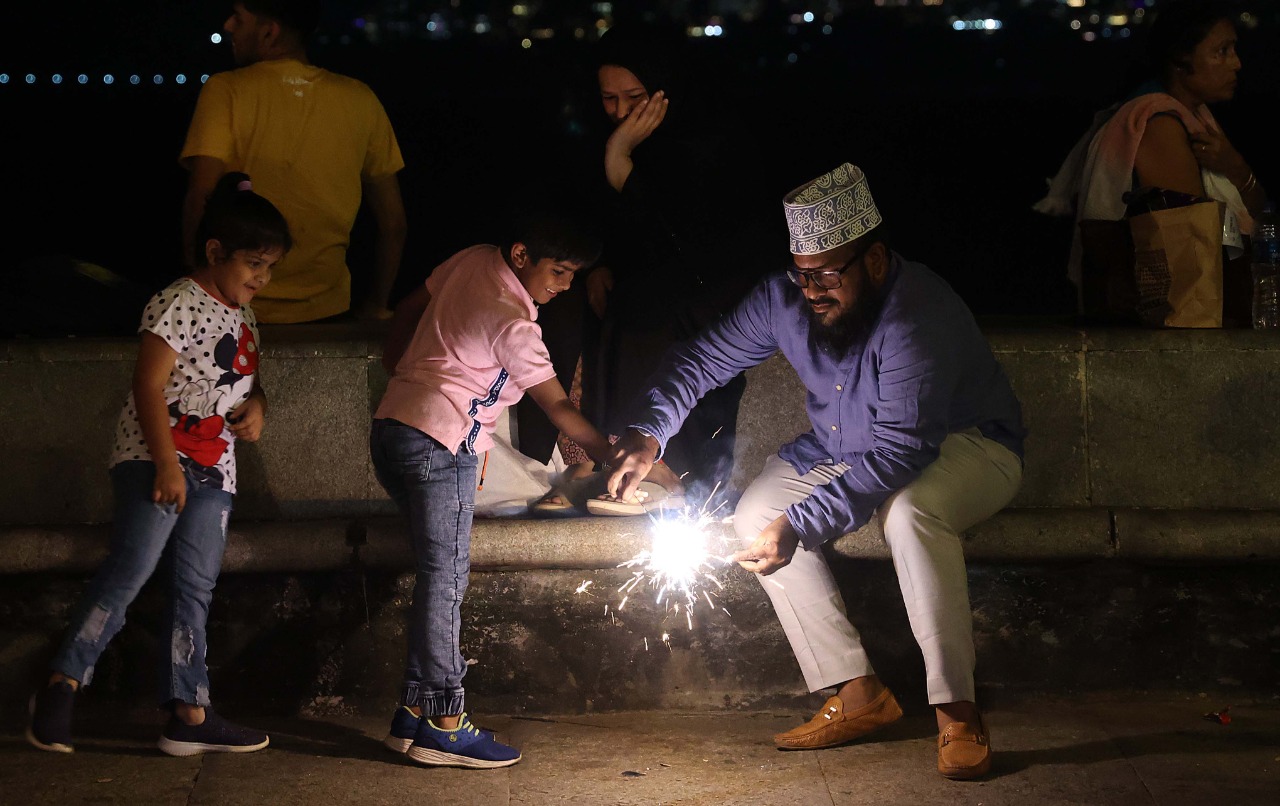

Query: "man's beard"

xmin=806 ymin=276 xmax=884 ymax=358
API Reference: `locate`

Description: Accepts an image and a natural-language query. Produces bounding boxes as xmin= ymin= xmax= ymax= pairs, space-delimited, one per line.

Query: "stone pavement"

xmin=2 ymin=690 xmax=1277 ymax=805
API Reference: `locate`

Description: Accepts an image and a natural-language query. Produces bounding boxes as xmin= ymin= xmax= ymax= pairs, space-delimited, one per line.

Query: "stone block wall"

xmin=4 ymin=324 xmax=1279 ymax=564
xmin=4 ymin=324 xmax=1280 ymax=717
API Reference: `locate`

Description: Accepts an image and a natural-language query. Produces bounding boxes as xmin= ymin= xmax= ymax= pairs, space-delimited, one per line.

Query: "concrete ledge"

xmin=6 ymin=323 xmax=1280 ymax=565
xmin=8 ymin=508 xmax=1276 ymax=575
xmin=1116 ymin=509 xmax=1280 ymax=560
xmin=0 ymin=518 xmax=720 ymax=575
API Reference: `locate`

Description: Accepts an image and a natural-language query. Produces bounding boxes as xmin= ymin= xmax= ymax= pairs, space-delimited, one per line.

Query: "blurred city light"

xmin=952 ymin=19 xmax=1002 ymax=32
xmin=1 ymin=0 xmax=1265 ymax=91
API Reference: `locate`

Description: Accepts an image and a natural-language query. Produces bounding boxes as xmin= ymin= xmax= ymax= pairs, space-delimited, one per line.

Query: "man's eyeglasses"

xmin=786 ymin=249 xmax=866 ymax=290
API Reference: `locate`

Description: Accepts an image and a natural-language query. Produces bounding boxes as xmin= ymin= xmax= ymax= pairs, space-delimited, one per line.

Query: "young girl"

xmin=27 ymin=172 xmax=290 ymax=756
xmin=373 ymin=207 xmax=618 ymax=769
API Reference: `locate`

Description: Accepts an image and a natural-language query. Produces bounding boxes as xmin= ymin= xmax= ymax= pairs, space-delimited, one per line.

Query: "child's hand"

xmin=228 ymin=396 xmax=266 ymax=442
xmin=154 ymin=464 xmax=187 ymax=513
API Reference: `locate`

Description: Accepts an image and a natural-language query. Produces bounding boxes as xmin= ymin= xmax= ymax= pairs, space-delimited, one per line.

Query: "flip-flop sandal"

xmin=531 ymin=492 xmax=579 ymax=517
xmin=585 ymin=481 xmax=686 ymax=516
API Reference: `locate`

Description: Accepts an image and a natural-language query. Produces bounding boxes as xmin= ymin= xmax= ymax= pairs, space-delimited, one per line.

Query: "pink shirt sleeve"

xmin=492 ymin=320 xmax=556 ymax=390
xmin=424 ymin=260 xmax=453 ymax=297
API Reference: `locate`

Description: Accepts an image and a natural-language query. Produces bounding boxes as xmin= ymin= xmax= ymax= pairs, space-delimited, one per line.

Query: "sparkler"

xmin=573 ymin=427 xmax=742 ymax=642
xmin=573 ymin=482 xmax=737 ymax=647
xmin=619 ymin=500 xmax=729 ymax=625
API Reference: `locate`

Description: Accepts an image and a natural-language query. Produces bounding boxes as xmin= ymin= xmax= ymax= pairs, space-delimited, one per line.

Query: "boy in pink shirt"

xmin=371 ymin=210 xmax=616 ymax=769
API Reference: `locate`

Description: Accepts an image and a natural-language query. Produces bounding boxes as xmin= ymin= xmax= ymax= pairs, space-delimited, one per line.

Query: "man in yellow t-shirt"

xmin=181 ymin=1 xmax=407 ymax=324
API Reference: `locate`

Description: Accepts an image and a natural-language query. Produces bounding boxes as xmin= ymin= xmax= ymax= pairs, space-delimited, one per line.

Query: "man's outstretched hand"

xmin=731 ymin=515 xmax=800 ymax=576
xmin=605 ymin=429 xmax=660 ymax=503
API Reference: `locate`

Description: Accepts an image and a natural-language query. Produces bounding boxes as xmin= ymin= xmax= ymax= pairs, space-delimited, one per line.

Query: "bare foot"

xmin=533 ymin=490 xmax=576 ymax=511
xmin=643 ymin=462 xmax=684 ymax=495
xmin=588 ymin=462 xmax=685 ymax=508
xmin=591 ymin=464 xmax=686 ymax=508
xmin=563 ymin=461 xmax=596 ymax=481
xmin=593 ymin=488 xmax=652 ymax=505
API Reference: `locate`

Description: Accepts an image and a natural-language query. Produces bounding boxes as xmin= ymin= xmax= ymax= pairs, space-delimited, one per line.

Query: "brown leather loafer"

xmin=774 ymin=688 xmax=903 ymax=750
xmin=937 ymin=721 xmax=992 ymax=779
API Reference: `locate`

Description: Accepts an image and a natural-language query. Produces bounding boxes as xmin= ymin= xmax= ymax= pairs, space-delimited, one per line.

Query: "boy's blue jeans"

xmin=370 ymin=418 xmax=477 ymax=717
xmin=53 ymin=460 xmax=232 ymax=707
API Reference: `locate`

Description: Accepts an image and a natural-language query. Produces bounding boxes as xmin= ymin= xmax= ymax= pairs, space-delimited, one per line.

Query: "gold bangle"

xmin=1241 ymin=172 xmax=1258 ymax=193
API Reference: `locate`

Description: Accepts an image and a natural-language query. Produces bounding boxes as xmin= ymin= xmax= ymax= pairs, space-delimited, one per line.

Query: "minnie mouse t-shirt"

xmin=109 ymin=277 xmax=260 ymax=493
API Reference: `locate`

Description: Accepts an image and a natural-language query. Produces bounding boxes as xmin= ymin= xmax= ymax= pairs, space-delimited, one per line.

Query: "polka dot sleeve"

xmin=138 ymin=284 xmax=200 ymax=354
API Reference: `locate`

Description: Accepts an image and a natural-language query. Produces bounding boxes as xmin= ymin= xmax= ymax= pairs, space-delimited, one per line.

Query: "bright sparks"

xmin=573 ymin=481 xmax=736 ymax=647
xmin=615 ymin=482 xmax=734 ymax=632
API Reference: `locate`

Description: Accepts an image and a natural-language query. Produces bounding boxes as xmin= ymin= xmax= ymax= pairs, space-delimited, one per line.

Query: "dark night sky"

xmin=3 ymin=1 xmax=1278 ymax=329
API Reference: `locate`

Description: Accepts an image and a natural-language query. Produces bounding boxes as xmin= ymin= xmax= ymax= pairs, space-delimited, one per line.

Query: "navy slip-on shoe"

xmin=26 ymin=681 xmax=77 ymax=754
xmin=158 ymin=709 xmax=269 ymax=757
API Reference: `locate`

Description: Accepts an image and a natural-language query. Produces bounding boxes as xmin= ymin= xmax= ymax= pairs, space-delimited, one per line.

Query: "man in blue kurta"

xmin=605 ymin=163 xmax=1025 ymax=780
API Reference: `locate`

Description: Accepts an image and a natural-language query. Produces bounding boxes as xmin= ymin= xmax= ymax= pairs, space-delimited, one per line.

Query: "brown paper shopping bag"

xmin=1128 ymin=200 xmax=1224 ymax=328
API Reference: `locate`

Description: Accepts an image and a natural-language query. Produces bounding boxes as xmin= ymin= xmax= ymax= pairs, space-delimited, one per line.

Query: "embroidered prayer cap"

xmin=782 ymin=163 xmax=882 ymax=256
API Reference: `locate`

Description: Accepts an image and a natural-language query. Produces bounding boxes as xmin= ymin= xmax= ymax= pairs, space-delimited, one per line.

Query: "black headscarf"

xmin=594 ymin=21 xmax=696 ymax=134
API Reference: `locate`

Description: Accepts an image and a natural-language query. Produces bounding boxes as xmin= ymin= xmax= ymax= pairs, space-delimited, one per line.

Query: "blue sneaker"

xmin=384 ymin=706 xmax=420 ymax=753
xmin=405 ymin=713 xmax=521 ymax=769
xmin=385 ymin=707 xmax=495 ymax=754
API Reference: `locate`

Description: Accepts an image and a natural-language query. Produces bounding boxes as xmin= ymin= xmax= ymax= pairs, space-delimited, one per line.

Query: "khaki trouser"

xmin=734 ymin=430 xmax=1022 ymax=704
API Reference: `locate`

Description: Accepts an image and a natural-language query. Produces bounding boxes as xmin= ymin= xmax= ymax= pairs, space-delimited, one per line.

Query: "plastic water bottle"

xmin=1252 ymin=203 xmax=1279 ymax=330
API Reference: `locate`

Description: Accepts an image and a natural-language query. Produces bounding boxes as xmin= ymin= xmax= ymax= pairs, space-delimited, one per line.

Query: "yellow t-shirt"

xmin=180 ymin=60 xmax=405 ymax=323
